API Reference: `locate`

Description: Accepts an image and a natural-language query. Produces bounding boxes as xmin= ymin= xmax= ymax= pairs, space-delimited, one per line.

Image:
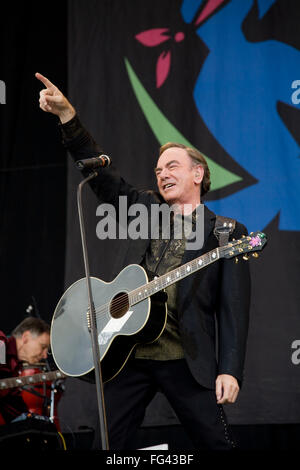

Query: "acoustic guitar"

xmin=50 ymin=232 xmax=267 ymax=383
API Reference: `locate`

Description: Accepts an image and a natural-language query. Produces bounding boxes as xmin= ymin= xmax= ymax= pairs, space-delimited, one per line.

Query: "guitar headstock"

xmin=223 ymin=231 xmax=267 ymax=260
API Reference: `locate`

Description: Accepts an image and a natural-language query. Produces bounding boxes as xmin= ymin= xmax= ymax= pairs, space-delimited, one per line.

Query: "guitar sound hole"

xmin=110 ymin=292 xmax=129 ymax=319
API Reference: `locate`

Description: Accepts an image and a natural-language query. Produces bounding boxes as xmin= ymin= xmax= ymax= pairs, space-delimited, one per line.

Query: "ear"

xmin=22 ymin=331 xmax=31 ymax=344
xmin=193 ymin=165 xmax=204 ymax=184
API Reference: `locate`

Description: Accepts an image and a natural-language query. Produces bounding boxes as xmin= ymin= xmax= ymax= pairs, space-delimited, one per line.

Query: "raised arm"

xmin=35 ymin=73 xmax=149 ymax=209
xmin=35 ymin=72 xmax=76 ymax=124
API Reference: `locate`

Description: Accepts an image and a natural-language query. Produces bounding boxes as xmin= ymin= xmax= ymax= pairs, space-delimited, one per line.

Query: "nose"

xmin=158 ymin=167 xmax=170 ymax=180
xmin=42 ymin=349 xmax=48 ymax=359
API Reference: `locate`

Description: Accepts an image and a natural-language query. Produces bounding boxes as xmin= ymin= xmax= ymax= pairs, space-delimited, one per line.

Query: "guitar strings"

xmin=82 ymin=243 xmax=249 ymax=322
xmin=88 ymin=251 xmax=218 ymax=320
xmin=92 ymin=267 xmax=179 ymax=319
xmin=91 ymin=254 xmax=211 ymax=320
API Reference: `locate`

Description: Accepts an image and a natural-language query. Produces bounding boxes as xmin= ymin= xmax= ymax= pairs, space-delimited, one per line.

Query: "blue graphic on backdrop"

xmin=182 ymin=0 xmax=300 ymax=231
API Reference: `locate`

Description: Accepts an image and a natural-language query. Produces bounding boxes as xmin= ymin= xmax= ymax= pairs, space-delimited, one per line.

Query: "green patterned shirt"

xmin=135 ymin=211 xmax=198 ymax=360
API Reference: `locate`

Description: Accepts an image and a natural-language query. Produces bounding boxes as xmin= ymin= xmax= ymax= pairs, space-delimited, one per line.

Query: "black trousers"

xmin=100 ymin=358 xmax=236 ymax=450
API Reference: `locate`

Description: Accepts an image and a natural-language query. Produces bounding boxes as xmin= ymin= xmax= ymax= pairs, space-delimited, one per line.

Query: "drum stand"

xmin=21 ymin=376 xmax=64 ymax=425
xmin=49 ymin=380 xmax=65 ymax=424
xmin=49 ymin=383 xmax=56 ymax=423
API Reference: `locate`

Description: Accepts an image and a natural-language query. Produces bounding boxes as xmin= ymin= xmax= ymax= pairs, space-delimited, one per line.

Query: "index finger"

xmin=35 ymin=72 xmax=55 ymax=89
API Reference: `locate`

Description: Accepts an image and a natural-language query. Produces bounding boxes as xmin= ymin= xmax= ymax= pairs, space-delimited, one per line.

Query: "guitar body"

xmin=51 ymin=264 xmax=167 ymax=382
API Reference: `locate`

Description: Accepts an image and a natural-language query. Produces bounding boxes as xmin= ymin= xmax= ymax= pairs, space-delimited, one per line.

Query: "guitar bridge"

xmin=86 ymin=309 xmax=91 ymax=331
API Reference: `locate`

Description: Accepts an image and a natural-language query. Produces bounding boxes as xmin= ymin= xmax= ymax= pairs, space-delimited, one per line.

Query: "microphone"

xmin=76 ymin=154 xmax=112 ymax=170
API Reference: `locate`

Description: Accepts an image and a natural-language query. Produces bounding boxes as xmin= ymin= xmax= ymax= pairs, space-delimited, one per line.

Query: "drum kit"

xmin=0 ymin=360 xmax=66 ymax=450
xmin=2 ymin=303 xmax=66 ymax=431
xmin=18 ymin=361 xmax=65 ymax=431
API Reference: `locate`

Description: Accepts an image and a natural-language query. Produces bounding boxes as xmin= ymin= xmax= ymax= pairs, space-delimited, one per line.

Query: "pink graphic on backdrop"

xmin=195 ymin=0 xmax=227 ymax=25
xmin=134 ymin=0 xmax=226 ymax=88
xmin=156 ymin=51 xmax=171 ymax=88
xmin=135 ymin=28 xmax=185 ymax=88
xmin=135 ymin=28 xmax=170 ymax=46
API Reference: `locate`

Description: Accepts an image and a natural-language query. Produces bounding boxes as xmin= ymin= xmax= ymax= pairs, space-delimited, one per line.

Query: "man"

xmin=36 ymin=72 xmax=251 ymax=450
xmin=0 ymin=317 xmax=50 ymax=424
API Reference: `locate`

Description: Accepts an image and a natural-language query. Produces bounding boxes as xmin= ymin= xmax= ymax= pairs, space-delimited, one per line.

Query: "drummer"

xmin=0 ymin=317 xmax=50 ymax=424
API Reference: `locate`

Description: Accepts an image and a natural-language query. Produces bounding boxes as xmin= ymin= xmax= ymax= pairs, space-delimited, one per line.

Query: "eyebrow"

xmin=154 ymin=160 xmax=180 ymax=173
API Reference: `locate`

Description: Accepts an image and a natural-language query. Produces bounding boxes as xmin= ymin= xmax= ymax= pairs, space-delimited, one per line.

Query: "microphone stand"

xmin=77 ymin=170 xmax=109 ymax=450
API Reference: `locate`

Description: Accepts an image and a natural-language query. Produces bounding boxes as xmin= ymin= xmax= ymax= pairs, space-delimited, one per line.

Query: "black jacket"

xmin=60 ymin=116 xmax=251 ymax=389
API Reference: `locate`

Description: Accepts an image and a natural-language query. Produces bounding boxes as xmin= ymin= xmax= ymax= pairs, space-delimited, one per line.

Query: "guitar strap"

xmin=213 ymin=215 xmax=236 ymax=246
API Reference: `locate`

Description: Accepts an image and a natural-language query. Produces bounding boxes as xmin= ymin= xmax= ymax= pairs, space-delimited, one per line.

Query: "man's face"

xmin=18 ymin=331 xmax=50 ymax=364
xmin=155 ymin=147 xmax=203 ymax=208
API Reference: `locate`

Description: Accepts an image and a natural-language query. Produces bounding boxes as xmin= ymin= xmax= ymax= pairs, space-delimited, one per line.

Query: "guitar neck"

xmin=129 ymin=246 xmax=223 ymax=305
xmin=0 ymin=370 xmax=66 ymax=391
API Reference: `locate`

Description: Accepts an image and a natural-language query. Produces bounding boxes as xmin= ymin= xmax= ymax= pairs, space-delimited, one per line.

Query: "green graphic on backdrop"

xmin=124 ymin=58 xmax=242 ymax=191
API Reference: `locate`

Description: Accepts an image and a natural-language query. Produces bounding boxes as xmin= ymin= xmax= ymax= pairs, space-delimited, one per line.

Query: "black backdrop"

xmin=1 ymin=0 xmax=300 ymax=451
xmin=0 ymin=3 xmax=67 ymax=330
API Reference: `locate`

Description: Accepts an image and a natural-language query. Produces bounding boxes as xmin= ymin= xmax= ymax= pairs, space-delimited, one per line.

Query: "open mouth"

xmin=163 ymin=183 xmax=175 ymax=190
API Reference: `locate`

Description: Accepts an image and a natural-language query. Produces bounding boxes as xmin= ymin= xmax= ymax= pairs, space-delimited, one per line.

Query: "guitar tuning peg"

xmin=235 ymin=257 xmax=239 ymax=264
xmin=243 ymin=255 xmax=249 ymax=261
xmin=252 ymin=253 xmax=259 ymax=258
